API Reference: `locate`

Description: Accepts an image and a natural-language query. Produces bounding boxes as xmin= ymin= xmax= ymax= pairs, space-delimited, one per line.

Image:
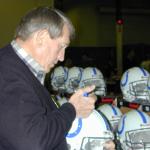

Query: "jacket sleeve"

xmin=0 ymin=71 xmax=76 ymax=150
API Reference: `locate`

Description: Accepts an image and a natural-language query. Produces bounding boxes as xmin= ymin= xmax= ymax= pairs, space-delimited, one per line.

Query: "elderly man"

xmin=0 ymin=6 xmax=97 ymax=150
xmin=0 ymin=6 xmax=115 ymax=150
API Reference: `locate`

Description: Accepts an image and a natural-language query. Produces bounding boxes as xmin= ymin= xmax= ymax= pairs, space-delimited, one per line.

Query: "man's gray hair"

xmin=14 ymin=6 xmax=75 ymax=41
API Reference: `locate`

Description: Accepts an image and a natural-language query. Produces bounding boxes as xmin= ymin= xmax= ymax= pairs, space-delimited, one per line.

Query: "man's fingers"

xmin=69 ymin=85 xmax=96 ymax=118
xmin=79 ymin=85 xmax=95 ymax=96
xmin=103 ymin=140 xmax=115 ymax=150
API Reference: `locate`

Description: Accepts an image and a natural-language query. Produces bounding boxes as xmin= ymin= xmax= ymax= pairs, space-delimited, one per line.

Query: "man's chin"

xmin=46 ymin=64 xmax=55 ymax=73
xmin=51 ymin=63 xmax=55 ymax=68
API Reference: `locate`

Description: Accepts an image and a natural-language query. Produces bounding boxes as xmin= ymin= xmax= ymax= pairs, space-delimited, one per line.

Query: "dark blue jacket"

xmin=0 ymin=44 xmax=76 ymax=150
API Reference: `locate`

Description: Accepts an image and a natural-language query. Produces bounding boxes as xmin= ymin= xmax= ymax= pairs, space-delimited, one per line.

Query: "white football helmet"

xmin=97 ymin=104 xmax=123 ymax=132
xmin=66 ymin=110 xmax=114 ymax=150
xmin=120 ymin=67 xmax=150 ymax=104
xmin=51 ymin=66 xmax=68 ymax=92
xmin=117 ymin=110 xmax=150 ymax=150
xmin=79 ymin=67 xmax=106 ymax=96
xmin=65 ymin=66 xmax=83 ymax=94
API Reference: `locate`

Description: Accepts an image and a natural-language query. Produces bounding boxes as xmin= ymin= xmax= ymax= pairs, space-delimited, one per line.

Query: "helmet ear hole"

xmin=79 ymin=67 xmax=106 ymax=96
xmin=117 ymin=110 xmax=150 ymax=150
xmin=120 ymin=67 xmax=150 ymax=104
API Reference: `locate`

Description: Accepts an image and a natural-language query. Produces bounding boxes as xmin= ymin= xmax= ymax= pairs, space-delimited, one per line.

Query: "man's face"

xmin=37 ymin=25 xmax=70 ymax=73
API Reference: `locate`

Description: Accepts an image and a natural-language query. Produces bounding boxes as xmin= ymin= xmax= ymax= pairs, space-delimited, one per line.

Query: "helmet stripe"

xmin=121 ymin=71 xmax=128 ymax=87
xmin=98 ymin=111 xmax=111 ymax=130
xmin=66 ymin=118 xmax=82 ymax=138
xmin=110 ymin=105 xmax=117 ymax=115
xmin=64 ymin=67 xmax=68 ymax=82
xmin=118 ymin=115 xmax=126 ymax=134
xmin=78 ymin=67 xmax=82 ymax=83
xmin=93 ymin=67 xmax=97 ymax=75
xmin=136 ymin=110 xmax=147 ymax=123
xmin=140 ymin=67 xmax=148 ymax=76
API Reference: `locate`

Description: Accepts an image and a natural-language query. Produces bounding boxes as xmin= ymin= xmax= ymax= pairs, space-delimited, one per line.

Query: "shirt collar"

xmin=11 ymin=40 xmax=46 ymax=85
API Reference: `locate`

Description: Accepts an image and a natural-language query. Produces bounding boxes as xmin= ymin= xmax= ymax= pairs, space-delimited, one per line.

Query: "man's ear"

xmin=35 ymin=29 xmax=49 ymax=46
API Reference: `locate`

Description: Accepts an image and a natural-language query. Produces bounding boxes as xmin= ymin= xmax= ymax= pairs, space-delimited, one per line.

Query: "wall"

xmin=66 ymin=4 xmax=150 ymax=47
xmin=0 ymin=0 xmax=53 ymax=47
xmin=0 ymin=1 xmax=150 ymax=47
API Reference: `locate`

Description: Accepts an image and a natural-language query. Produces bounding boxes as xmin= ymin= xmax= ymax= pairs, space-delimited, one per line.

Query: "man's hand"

xmin=103 ymin=140 xmax=115 ymax=150
xmin=68 ymin=85 xmax=97 ymax=118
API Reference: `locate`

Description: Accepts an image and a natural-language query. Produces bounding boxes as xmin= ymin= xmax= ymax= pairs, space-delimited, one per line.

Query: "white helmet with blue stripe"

xmin=120 ymin=67 xmax=150 ymax=104
xmin=65 ymin=66 xmax=83 ymax=94
xmin=66 ymin=110 xmax=114 ymax=150
xmin=51 ymin=66 xmax=68 ymax=92
xmin=117 ymin=110 xmax=150 ymax=150
xmin=97 ymin=104 xmax=123 ymax=132
xmin=79 ymin=67 xmax=106 ymax=96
